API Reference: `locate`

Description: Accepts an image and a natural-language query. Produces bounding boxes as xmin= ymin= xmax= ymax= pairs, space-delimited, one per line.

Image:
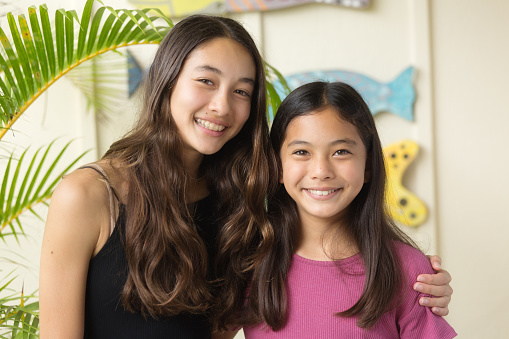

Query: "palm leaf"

xmin=0 ymin=141 xmax=89 ymax=240
xmin=0 ymin=304 xmax=39 ymax=339
xmin=0 ymin=277 xmax=39 ymax=339
xmin=0 ymin=0 xmax=173 ymax=141
xmin=265 ymin=62 xmax=290 ymax=122
xmin=66 ymin=49 xmax=129 ymax=117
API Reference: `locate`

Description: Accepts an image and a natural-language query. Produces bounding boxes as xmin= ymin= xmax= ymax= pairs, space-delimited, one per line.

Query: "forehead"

xmin=284 ymin=108 xmax=360 ymax=142
xmin=183 ymin=38 xmax=256 ymax=77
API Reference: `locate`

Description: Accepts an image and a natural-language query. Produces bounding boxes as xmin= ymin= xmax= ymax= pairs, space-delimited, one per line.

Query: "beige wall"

xmin=431 ymin=0 xmax=509 ymax=336
xmin=2 ymin=0 xmax=508 ymax=337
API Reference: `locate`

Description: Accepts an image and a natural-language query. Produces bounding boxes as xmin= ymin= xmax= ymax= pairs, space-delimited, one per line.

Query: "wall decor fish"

xmin=383 ymin=139 xmax=428 ymax=228
xmin=127 ymin=0 xmax=370 ymax=17
xmin=271 ymin=66 xmax=416 ymax=121
xmin=127 ymin=50 xmax=144 ymax=97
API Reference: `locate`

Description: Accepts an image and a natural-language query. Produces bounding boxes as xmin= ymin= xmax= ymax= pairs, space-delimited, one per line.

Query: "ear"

xmin=279 ymin=169 xmax=284 ymax=184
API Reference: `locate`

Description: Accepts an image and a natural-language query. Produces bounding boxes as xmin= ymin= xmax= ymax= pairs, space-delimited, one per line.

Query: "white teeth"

xmin=307 ymin=189 xmax=337 ymax=196
xmin=196 ymin=118 xmax=226 ymax=132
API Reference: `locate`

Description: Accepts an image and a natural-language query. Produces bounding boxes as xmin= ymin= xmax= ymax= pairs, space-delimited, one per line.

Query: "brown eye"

xmin=234 ymin=89 xmax=250 ymax=97
xmin=293 ymin=150 xmax=309 ymax=156
xmin=334 ymin=150 xmax=351 ymax=156
xmin=199 ymin=79 xmax=213 ymax=85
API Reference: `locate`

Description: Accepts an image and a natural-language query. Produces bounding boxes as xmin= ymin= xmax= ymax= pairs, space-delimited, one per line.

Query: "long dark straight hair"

xmin=103 ymin=15 xmax=276 ymax=318
xmin=246 ymin=81 xmax=417 ymax=329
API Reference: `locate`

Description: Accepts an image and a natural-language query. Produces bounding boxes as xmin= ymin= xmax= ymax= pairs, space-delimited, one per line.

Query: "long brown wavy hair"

xmin=242 ymin=82 xmax=418 ymax=329
xmin=103 ymin=15 xmax=276 ymax=318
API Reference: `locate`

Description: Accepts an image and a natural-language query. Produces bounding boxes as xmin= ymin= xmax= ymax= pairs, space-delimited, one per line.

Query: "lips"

xmin=195 ymin=118 xmax=226 ymax=132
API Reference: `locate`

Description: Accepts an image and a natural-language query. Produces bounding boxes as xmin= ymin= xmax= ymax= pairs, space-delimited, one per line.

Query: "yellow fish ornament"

xmin=383 ymin=140 xmax=428 ymax=227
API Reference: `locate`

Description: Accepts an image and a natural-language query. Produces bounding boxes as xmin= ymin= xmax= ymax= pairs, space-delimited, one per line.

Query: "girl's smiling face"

xmin=279 ymin=107 xmax=368 ymax=227
xmin=170 ymin=38 xmax=256 ymax=162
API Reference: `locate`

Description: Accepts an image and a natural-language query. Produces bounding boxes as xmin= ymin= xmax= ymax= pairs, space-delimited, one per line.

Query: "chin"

xmin=309 ymin=209 xmax=342 ymax=220
xmin=199 ymin=146 xmax=224 ymax=155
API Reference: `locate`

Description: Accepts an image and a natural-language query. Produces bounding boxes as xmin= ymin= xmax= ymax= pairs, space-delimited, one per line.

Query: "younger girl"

xmin=242 ymin=82 xmax=457 ymax=338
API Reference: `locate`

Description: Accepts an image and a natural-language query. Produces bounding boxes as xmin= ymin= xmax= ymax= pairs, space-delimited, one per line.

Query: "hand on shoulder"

xmin=415 ymin=254 xmax=453 ymax=316
xmin=394 ymin=243 xmax=453 ymax=316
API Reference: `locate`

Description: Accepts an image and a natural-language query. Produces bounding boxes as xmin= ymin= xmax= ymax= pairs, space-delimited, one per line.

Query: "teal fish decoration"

xmin=271 ymin=66 xmax=416 ymax=121
xmin=127 ymin=50 xmax=144 ymax=97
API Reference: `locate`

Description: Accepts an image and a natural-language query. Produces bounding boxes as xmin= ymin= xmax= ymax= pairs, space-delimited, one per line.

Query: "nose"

xmin=310 ymin=155 xmax=335 ymax=180
xmin=208 ymin=89 xmax=231 ymax=116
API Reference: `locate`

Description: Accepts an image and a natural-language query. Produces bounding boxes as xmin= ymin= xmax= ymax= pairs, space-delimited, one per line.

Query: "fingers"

xmin=427 ymin=255 xmax=443 ymax=271
xmin=413 ymin=278 xmax=453 ymax=298
xmin=418 ymin=296 xmax=450 ymax=316
xmin=417 ymin=255 xmax=453 ymax=316
xmin=417 ymin=269 xmax=452 ymax=287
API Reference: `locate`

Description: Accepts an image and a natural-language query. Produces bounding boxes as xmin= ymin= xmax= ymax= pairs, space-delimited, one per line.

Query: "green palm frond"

xmin=265 ymin=62 xmax=290 ymax=122
xmin=0 ymin=277 xmax=39 ymax=339
xmin=0 ymin=141 xmax=89 ymax=241
xmin=65 ymin=50 xmax=130 ymax=117
xmin=0 ymin=0 xmax=173 ymax=141
xmin=0 ymin=305 xmax=39 ymax=339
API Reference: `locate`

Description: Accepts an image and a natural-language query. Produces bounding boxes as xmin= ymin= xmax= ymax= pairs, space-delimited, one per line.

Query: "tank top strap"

xmin=78 ymin=164 xmax=120 ymax=235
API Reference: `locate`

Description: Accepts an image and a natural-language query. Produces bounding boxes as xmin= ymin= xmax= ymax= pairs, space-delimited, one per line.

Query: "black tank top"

xmin=82 ymin=167 xmax=219 ymax=338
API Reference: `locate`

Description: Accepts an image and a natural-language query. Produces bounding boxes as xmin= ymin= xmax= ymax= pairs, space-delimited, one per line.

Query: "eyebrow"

xmin=196 ymin=65 xmax=255 ymax=86
xmin=286 ymin=138 xmax=358 ymax=148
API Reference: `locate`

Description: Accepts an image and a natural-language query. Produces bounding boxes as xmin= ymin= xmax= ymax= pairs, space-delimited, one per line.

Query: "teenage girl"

xmin=229 ymin=82 xmax=456 ymax=338
xmin=39 ymin=14 xmax=453 ymax=338
xmin=39 ymin=15 xmax=275 ymax=339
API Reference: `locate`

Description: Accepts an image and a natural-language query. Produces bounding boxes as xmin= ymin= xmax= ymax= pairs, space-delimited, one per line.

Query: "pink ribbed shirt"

xmin=243 ymin=242 xmax=456 ymax=338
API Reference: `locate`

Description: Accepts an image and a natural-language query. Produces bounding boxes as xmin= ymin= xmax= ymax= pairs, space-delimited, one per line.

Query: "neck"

xmin=181 ymin=150 xmax=203 ymax=179
xmin=295 ymin=214 xmax=357 ymax=261
xmin=181 ymin=150 xmax=209 ymax=203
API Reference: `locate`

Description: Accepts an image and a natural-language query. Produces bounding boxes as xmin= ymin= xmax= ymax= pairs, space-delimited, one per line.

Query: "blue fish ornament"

xmin=271 ymin=66 xmax=415 ymax=121
xmin=127 ymin=50 xmax=144 ymax=97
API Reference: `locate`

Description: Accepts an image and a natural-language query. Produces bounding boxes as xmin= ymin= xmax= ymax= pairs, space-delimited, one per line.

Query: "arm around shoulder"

xmin=39 ymin=171 xmax=109 ymax=339
xmin=397 ymin=245 xmax=457 ymax=338
xmin=414 ymin=255 xmax=453 ymax=315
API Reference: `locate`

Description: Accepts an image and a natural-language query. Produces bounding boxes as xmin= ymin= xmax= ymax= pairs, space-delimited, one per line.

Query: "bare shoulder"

xmin=50 ymin=167 xmax=110 ymax=219
xmin=44 ymin=165 xmax=113 ymax=256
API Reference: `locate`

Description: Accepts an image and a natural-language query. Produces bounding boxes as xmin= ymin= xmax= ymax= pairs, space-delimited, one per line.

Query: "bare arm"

xmin=413 ymin=255 xmax=453 ymax=316
xmin=39 ymin=171 xmax=110 ymax=339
